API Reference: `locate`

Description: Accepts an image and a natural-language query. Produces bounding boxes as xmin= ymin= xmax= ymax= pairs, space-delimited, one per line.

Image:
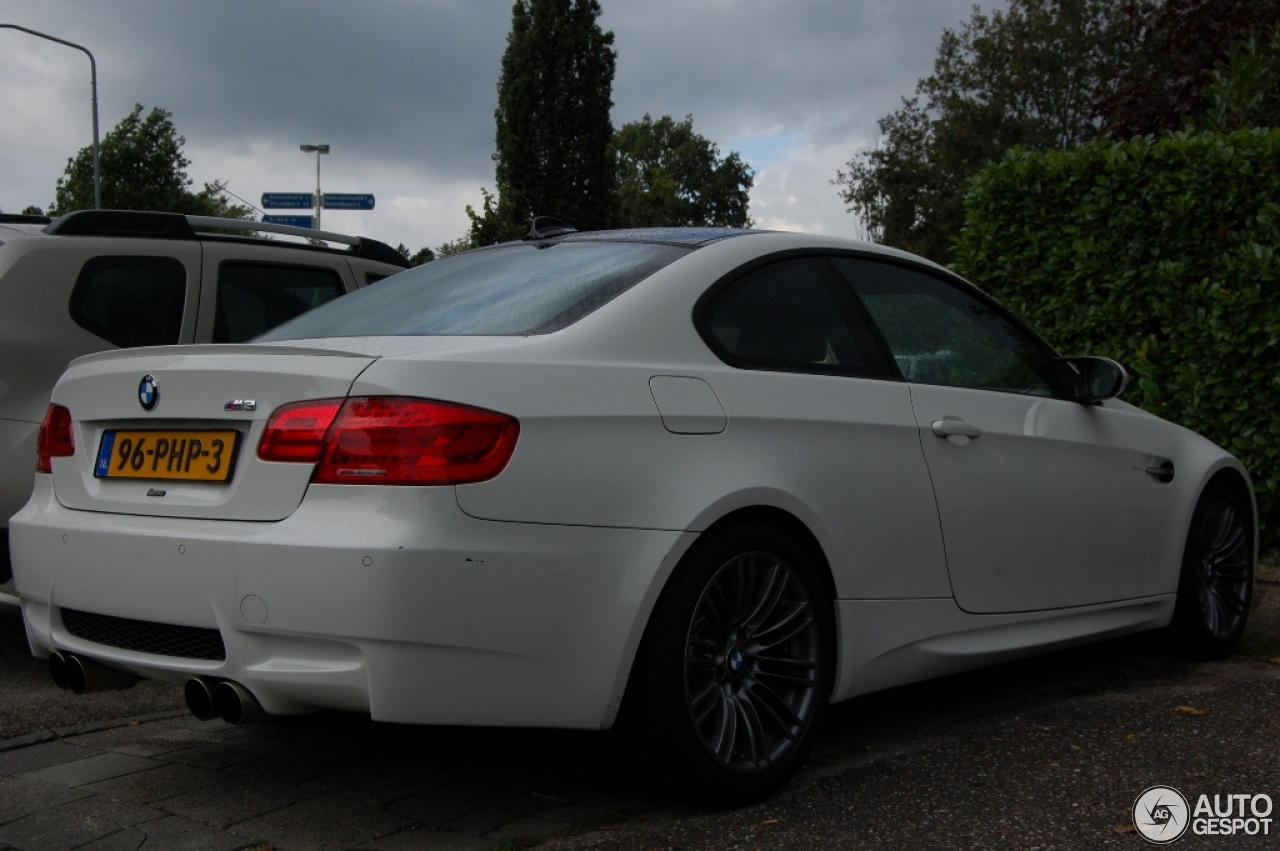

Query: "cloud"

xmin=0 ymin=0 xmax=983 ymax=249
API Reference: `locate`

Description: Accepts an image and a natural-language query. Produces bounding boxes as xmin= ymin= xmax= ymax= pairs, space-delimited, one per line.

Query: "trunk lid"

xmin=49 ymin=344 xmax=376 ymax=521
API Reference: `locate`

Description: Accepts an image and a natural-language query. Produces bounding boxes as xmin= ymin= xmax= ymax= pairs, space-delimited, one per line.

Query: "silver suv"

xmin=0 ymin=210 xmax=409 ymax=582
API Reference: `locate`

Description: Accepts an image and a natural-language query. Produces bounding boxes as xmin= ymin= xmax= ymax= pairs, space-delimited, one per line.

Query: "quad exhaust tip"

xmin=48 ymin=651 xmax=138 ymax=694
xmin=184 ymin=677 xmax=218 ymax=721
xmin=185 ymin=677 xmax=265 ymax=725
xmin=48 ymin=650 xmax=70 ymax=690
xmin=50 ymin=655 xmax=262 ymax=724
xmin=212 ymin=680 xmax=265 ymax=725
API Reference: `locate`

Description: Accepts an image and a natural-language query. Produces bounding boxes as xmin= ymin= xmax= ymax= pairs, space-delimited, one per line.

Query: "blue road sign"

xmin=261 ymin=193 xmax=315 ymax=209
xmin=322 ymin=193 xmax=376 ymax=210
xmin=262 ymin=215 xmax=315 ymax=228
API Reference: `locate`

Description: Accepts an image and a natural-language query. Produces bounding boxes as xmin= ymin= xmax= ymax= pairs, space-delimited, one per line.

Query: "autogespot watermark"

xmin=1132 ymin=785 xmax=1274 ymax=843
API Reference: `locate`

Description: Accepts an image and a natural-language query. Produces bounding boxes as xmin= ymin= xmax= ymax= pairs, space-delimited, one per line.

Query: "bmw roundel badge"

xmin=138 ymin=374 xmax=159 ymax=411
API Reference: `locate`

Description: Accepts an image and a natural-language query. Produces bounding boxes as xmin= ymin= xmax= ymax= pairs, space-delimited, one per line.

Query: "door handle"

xmin=931 ymin=419 xmax=982 ymax=439
xmin=1144 ymin=460 xmax=1175 ymax=483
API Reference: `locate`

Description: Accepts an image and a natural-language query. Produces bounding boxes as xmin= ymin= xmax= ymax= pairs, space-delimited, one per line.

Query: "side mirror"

xmin=1054 ymin=357 xmax=1130 ymax=403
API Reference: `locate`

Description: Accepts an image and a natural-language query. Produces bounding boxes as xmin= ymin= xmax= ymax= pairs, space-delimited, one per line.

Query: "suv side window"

xmin=68 ymin=256 xmax=187 ymax=348
xmin=831 ymin=256 xmax=1056 ymax=396
xmin=213 ymin=263 xmax=344 ymax=343
xmin=700 ymin=258 xmax=894 ymax=378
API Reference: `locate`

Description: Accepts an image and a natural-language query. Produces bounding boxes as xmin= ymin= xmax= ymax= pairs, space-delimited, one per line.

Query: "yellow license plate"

xmin=94 ymin=430 xmax=240 ymax=482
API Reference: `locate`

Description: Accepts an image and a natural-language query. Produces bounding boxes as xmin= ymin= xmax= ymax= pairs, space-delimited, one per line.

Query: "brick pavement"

xmin=0 ymin=712 xmax=651 ymax=851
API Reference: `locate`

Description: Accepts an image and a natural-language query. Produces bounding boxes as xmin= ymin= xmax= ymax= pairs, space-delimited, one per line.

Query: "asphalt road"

xmin=0 ymin=569 xmax=1276 ymax=850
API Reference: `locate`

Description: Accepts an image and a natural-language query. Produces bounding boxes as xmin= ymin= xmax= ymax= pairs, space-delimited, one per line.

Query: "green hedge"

xmin=954 ymin=129 xmax=1280 ymax=545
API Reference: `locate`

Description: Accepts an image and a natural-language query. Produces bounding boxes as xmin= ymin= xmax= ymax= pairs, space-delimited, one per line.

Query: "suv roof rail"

xmin=184 ymin=216 xmax=411 ymax=268
xmin=187 ymin=215 xmax=358 ymax=246
xmin=44 ymin=210 xmax=196 ymax=239
xmin=0 ymin=213 xmax=52 ymax=225
xmin=41 ymin=210 xmax=410 ymax=268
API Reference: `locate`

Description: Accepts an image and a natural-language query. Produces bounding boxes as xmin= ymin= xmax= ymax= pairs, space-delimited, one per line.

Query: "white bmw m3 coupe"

xmin=10 ymin=224 xmax=1256 ymax=802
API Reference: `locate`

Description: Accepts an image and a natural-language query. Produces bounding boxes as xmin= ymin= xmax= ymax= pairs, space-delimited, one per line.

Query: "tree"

xmin=468 ymin=0 xmax=616 ymax=244
xmin=834 ymin=0 xmax=1131 ymax=264
xmin=1200 ymin=22 xmax=1280 ymax=133
xmin=612 ymin=114 xmax=753 ymax=228
xmin=435 ymin=236 xmax=473 ymax=257
xmin=1094 ymin=0 xmax=1280 ymax=138
xmin=51 ymin=104 xmax=251 ymax=218
xmin=395 ymin=243 xmax=438 ymax=266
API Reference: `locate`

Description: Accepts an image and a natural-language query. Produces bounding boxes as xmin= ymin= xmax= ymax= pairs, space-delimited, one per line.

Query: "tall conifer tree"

xmin=470 ymin=0 xmax=616 ymax=243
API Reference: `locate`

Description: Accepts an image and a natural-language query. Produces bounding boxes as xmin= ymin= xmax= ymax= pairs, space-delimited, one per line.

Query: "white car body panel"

xmin=14 ymin=476 xmax=693 ymax=726
xmin=8 ymin=230 xmax=1253 ymax=730
xmin=830 ymin=595 xmax=1175 ymax=701
xmin=0 ymin=222 xmax=405 ymax=536
xmin=911 ymin=385 xmax=1172 ymax=611
xmin=50 ymin=345 xmax=374 ymax=521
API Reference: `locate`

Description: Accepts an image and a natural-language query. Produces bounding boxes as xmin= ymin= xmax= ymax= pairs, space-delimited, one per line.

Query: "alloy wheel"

xmin=684 ymin=551 xmax=820 ymax=773
xmin=1191 ymin=499 xmax=1251 ymax=640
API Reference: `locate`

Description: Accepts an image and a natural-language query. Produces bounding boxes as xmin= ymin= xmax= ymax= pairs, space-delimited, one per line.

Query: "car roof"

xmin=472 ymin=226 xmax=766 ymax=253
xmin=553 ymin=227 xmax=767 ymax=247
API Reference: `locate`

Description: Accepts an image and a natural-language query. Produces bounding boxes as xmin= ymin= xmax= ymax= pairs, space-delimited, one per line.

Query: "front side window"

xmin=832 ymin=257 xmax=1056 ymax=396
xmin=700 ymin=258 xmax=893 ymax=378
xmin=214 ymin=263 xmax=344 ymax=344
xmin=68 ymin=256 xmax=186 ymax=348
xmin=256 ymin=241 xmax=689 ymax=340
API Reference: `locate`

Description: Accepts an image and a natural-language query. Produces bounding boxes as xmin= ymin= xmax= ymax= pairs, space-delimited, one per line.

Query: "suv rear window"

xmin=213 ymin=263 xmax=345 ymax=344
xmin=68 ymin=256 xmax=187 ymax=348
xmin=256 ymin=241 xmax=689 ymax=340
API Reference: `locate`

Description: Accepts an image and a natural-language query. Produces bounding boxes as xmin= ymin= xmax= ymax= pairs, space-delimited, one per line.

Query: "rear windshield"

xmin=256 ymin=241 xmax=689 ymax=340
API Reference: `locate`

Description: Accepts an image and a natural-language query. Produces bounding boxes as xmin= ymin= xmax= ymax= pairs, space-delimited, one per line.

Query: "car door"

xmin=0 ymin=238 xmax=201 ymax=543
xmin=696 ymin=257 xmax=952 ymax=600
xmin=3 ymin=237 xmax=200 ymax=425
xmin=832 ymin=256 xmax=1166 ymax=613
xmin=194 ymin=242 xmax=355 ymax=344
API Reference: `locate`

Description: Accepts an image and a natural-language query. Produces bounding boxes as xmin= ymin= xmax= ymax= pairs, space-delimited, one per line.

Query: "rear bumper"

xmin=11 ymin=477 xmax=692 ymax=728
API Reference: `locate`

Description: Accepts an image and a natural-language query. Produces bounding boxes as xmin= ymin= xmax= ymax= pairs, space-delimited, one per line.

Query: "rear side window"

xmin=255 ymin=241 xmax=689 ymax=340
xmin=213 ymin=263 xmax=345 ymax=344
xmin=699 ymin=258 xmax=894 ymax=378
xmin=69 ymin=256 xmax=187 ymax=348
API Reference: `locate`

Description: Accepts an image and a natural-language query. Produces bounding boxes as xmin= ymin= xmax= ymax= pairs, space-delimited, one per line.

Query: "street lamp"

xmin=1 ymin=24 xmax=101 ymax=210
xmin=300 ymin=143 xmax=330 ymax=230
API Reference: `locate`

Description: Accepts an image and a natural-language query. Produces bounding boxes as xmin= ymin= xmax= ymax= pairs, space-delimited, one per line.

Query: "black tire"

xmin=625 ymin=522 xmax=835 ymax=805
xmin=0 ymin=529 xmax=10 ymax=585
xmin=1169 ymin=480 xmax=1255 ymax=660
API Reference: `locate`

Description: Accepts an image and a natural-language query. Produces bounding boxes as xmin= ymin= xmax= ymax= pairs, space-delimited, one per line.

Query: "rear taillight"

xmin=257 ymin=399 xmax=344 ymax=463
xmin=36 ymin=404 xmax=75 ymax=473
xmin=259 ymin=397 xmax=519 ymax=485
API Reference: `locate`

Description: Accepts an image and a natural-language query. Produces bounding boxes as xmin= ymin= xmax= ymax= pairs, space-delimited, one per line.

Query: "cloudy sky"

xmin=0 ymin=1 xmax=984 ymax=251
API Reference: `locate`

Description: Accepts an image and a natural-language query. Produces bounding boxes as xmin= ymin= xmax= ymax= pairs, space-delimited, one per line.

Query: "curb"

xmin=0 ymin=709 xmax=189 ymax=753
